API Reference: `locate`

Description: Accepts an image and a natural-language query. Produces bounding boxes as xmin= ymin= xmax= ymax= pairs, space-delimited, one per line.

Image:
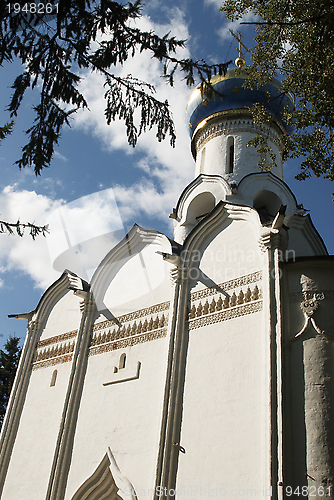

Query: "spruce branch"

xmin=0 ymin=219 xmax=49 ymax=239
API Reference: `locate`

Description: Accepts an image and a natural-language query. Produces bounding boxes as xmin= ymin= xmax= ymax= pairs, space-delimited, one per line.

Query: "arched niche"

xmin=50 ymin=370 xmax=57 ymax=387
xmin=186 ymin=192 xmax=216 ymax=225
xmin=119 ymin=353 xmax=126 ymax=370
xmin=253 ymin=190 xmax=282 ymax=224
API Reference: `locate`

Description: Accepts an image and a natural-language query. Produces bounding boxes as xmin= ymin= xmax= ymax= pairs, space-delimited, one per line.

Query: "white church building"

xmin=1 ymin=65 xmax=334 ymax=500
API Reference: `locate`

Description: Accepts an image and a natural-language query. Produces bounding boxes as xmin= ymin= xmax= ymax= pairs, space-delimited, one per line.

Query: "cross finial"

xmin=229 ymin=29 xmax=247 ymax=68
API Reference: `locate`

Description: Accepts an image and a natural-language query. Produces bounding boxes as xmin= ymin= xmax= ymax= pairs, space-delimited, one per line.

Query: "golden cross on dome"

xmin=229 ymin=30 xmax=248 ymax=68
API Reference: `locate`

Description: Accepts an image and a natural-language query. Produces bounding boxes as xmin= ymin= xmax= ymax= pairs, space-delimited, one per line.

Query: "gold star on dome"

xmin=189 ymin=122 xmax=193 ymax=128
xmin=264 ymin=91 xmax=271 ymax=99
xmin=233 ymin=86 xmax=239 ymax=93
xmin=202 ymin=98 xmax=208 ymax=106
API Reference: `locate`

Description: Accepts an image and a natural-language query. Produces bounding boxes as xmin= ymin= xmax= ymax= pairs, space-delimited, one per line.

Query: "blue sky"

xmin=0 ymin=0 xmax=333 ymax=349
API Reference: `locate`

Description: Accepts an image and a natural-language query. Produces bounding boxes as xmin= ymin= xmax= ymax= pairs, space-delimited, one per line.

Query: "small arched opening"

xmin=186 ymin=192 xmax=216 ymax=225
xmin=226 ymin=136 xmax=234 ymax=174
xmin=50 ymin=370 xmax=57 ymax=387
xmin=253 ymin=190 xmax=282 ymax=224
xmin=119 ymin=353 xmax=126 ymax=370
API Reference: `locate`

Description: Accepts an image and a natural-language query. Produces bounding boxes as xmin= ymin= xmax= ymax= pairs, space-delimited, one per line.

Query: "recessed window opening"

xmin=119 ymin=353 xmax=126 ymax=370
xmin=200 ymin=147 xmax=206 ymax=173
xmin=227 ymin=136 xmax=234 ymax=174
xmin=50 ymin=370 xmax=57 ymax=387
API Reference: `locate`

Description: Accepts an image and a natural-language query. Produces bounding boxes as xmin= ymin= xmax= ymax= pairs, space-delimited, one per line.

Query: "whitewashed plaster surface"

xmin=175 ymin=214 xmax=269 ymax=496
xmin=2 ymin=292 xmax=81 ymax=499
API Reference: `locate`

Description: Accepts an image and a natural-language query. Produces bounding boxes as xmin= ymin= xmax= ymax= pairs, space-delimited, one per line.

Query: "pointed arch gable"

xmin=90 ymin=224 xmax=173 ymax=316
xmin=71 ymin=448 xmax=137 ymax=500
xmin=183 ymin=200 xmax=263 ymax=260
xmin=8 ymin=270 xmax=88 ymax=330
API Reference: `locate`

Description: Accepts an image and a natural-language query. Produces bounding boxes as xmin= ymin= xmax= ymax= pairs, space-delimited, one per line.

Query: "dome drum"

xmin=193 ymin=115 xmax=284 ymax=182
xmin=192 ymin=110 xmax=284 ymax=160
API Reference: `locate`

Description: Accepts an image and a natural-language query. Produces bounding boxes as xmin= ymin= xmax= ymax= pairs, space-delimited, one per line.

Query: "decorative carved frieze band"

xmin=188 ymin=271 xmax=263 ymax=328
xmin=195 ymin=117 xmax=280 ymax=152
xmin=89 ymin=328 xmax=168 ymax=357
xmin=190 ymin=271 xmax=262 ymax=302
xmin=36 ymin=329 xmax=78 ymax=348
xmin=188 ymin=300 xmax=263 ymax=330
xmin=92 ymin=300 xmax=170 ymax=333
xmin=189 ymin=283 xmax=262 ymax=318
xmin=32 ymin=329 xmax=78 ymax=370
xmin=32 ymin=300 xmax=171 ymax=369
xmin=32 ymin=353 xmax=74 ymax=371
xmin=89 ymin=311 xmax=169 ymax=355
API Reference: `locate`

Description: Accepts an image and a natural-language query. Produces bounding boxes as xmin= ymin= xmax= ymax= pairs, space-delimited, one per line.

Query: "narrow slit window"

xmin=227 ymin=137 xmax=234 ymax=174
xmin=119 ymin=353 xmax=126 ymax=370
xmin=50 ymin=370 xmax=57 ymax=387
xmin=200 ymin=147 xmax=206 ymax=173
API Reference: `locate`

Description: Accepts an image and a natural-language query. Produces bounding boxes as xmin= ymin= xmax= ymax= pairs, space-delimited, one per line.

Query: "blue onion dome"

xmin=185 ymin=69 xmax=294 ymax=138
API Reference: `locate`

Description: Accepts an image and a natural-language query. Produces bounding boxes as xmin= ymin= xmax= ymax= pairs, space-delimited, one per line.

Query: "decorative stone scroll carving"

xmin=170 ymin=266 xmax=190 ymax=285
xmin=289 ymin=291 xmax=334 ymax=303
xmin=259 ymin=227 xmax=288 ymax=252
xmin=294 ymin=274 xmax=332 ymax=339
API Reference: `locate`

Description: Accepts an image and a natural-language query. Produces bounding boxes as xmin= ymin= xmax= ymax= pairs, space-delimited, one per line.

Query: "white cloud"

xmin=0 ymin=186 xmax=130 ymax=289
xmin=217 ymin=11 xmax=258 ymax=43
xmin=204 ymin=0 xmax=223 ymax=7
xmin=45 ymin=188 xmax=127 ymax=281
xmin=0 ymin=186 xmax=62 ymax=289
xmin=72 ymin=9 xmax=195 ymax=227
xmin=54 ymin=151 xmax=68 ymax=162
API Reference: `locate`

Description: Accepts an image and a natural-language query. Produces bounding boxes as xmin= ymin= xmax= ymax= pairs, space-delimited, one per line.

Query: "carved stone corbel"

xmin=170 ymin=267 xmax=189 ymax=285
xmin=259 ymin=226 xmax=289 ymax=253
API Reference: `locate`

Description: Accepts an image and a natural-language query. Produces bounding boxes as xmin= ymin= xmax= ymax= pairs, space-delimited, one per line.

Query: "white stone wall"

xmin=65 ymin=335 xmax=170 ymax=499
xmin=2 ymin=292 xmax=82 ymax=500
xmin=174 ymin=216 xmax=271 ymax=497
